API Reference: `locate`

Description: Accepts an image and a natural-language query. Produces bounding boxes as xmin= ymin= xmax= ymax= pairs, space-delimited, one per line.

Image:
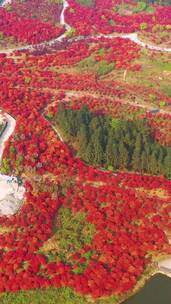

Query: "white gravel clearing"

xmin=0 ymin=0 xmax=171 ymax=54
xmin=0 ymin=175 xmax=25 ymax=216
xmin=0 ymin=112 xmax=25 ymax=216
xmin=1 ymin=0 xmax=12 ymax=6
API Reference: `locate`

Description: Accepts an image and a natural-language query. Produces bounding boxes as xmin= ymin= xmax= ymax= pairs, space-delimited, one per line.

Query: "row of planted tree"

xmin=0 ymin=0 xmax=170 ymax=46
xmin=50 ymin=104 xmax=171 ymax=178
xmin=0 ymin=7 xmax=170 ymax=299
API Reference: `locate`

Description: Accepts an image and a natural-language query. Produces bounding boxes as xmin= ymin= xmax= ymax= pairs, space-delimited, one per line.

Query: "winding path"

xmin=122 ymin=33 xmax=171 ymax=52
xmin=0 ymin=0 xmax=170 ymax=154
xmin=0 ymin=0 xmax=171 ymax=287
xmin=0 ymin=0 xmax=171 ymax=54
xmin=60 ymin=89 xmax=171 ymax=116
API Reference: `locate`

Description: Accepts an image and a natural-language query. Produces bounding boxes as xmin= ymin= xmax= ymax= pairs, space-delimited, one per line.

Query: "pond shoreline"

xmin=119 ymin=257 xmax=171 ymax=304
xmin=121 ymin=273 xmax=171 ymax=304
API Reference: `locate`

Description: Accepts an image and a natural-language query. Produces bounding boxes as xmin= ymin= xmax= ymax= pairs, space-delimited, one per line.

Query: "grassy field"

xmin=0 ymin=288 xmax=120 ymax=304
xmin=0 ymin=288 xmax=89 ymax=304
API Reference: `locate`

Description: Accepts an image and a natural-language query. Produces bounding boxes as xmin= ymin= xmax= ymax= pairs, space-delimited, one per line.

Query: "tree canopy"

xmin=54 ymin=104 xmax=171 ymax=178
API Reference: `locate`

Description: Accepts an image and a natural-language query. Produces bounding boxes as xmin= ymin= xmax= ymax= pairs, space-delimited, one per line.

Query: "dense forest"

xmin=53 ymin=104 xmax=171 ymax=178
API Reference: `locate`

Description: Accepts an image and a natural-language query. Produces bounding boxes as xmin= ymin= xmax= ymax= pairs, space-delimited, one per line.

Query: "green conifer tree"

xmin=119 ymin=141 xmax=129 ymax=169
xmin=131 ymin=134 xmax=143 ymax=171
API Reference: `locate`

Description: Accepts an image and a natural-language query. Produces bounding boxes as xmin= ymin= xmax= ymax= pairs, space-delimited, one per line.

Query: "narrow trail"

xmin=0 ymin=0 xmax=170 ymax=148
xmin=46 ymin=118 xmax=64 ymax=142
xmin=0 ymin=0 xmax=171 ymax=54
xmin=0 ymin=0 xmax=171 ymax=278
xmin=57 ymin=90 xmax=171 ymax=115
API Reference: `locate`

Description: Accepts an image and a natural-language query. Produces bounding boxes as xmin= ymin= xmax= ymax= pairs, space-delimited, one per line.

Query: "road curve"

xmin=0 ymin=0 xmax=171 ymax=54
xmin=122 ymin=33 xmax=171 ymax=52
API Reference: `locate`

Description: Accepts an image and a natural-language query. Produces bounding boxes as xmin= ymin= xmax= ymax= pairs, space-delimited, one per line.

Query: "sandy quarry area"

xmin=0 ymin=175 xmax=25 ymax=216
xmin=0 ymin=111 xmax=25 ymax=216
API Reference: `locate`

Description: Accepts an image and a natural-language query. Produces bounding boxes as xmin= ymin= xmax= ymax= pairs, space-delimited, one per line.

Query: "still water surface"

xmin=123 ymin=274 xmax=171 ymax=304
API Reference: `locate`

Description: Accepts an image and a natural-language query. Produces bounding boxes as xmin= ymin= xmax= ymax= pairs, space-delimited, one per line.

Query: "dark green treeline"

xmin=52 ymin=104 xmax=171 ymax=178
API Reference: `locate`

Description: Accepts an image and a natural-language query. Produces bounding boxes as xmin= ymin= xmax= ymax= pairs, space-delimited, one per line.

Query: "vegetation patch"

xmin=41 ymin=206 xmax=96 ymax=271
xmin=0 ymin=287 xmax=91 ymax=304
xmin=76 ymin=0 xmax=95 ymax=7
xmin=50 ymin=104 xmax=171 ymax=178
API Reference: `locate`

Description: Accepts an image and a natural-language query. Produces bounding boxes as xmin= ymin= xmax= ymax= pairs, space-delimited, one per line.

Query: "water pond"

xmin=123 ymin=274 xmax=171 ymax=304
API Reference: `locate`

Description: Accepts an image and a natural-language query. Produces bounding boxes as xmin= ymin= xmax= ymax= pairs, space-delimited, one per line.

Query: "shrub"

xmin=65 ymin=27 xmax=76 ymax=38
xmin=140 ymin=22 xmax=148 ymax=31
xmin=79 ymin=56 xmax=96 ymax=69
xmin=159 ymin=101 xmax=166 ymax=108
xmin=97 ymin=61 xmax=115 ymax=76
xmin=133 ymin=2 xmax=147 ymax=13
